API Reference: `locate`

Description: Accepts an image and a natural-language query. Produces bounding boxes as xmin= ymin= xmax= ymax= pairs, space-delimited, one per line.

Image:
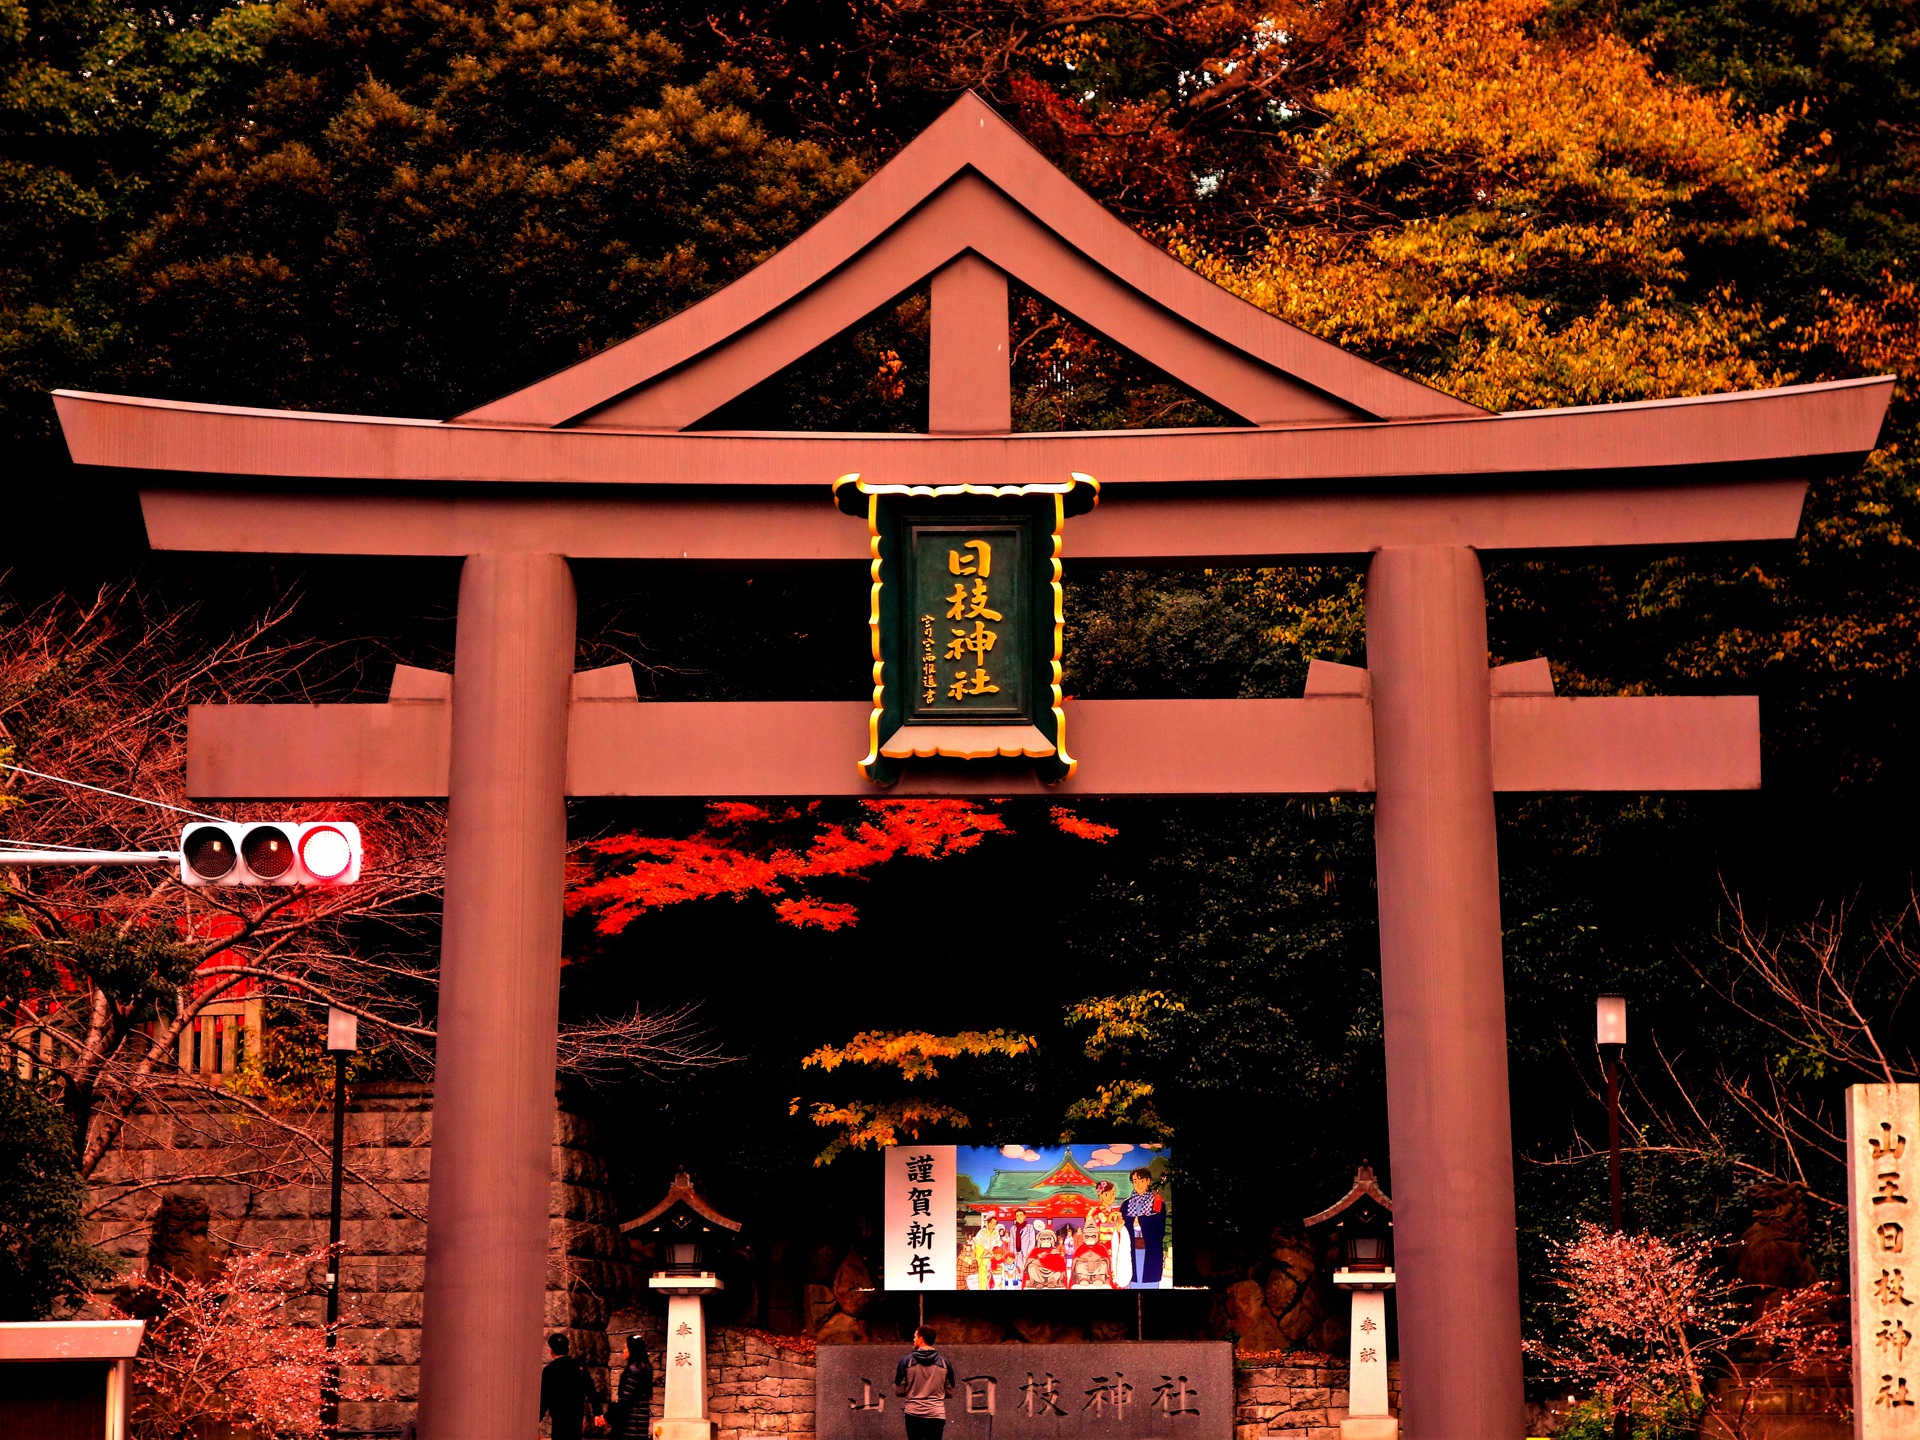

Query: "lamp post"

xmin=1595 ymin=996 xmax=1627 ymax=1233
xmin=1595 ymin=995 xmax=1630 ymax=1440
xmin=321 ymin=1007 xmax=357 ymax=1436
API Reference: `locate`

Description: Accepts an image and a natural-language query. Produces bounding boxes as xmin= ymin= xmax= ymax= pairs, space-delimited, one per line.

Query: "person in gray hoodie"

xmin=893 ymin=1325 xmax=957 ymax=1440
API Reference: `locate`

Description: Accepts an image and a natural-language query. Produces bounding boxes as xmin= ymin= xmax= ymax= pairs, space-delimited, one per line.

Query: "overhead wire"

xmin=0 ymin=761 xmax=227 ymax=823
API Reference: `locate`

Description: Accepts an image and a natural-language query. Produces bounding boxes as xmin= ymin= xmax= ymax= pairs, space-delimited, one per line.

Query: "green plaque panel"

xmin=833 ymin=473 xmax=1100 ymax=786
xmin=907 ymin=522 xmax=1029 ymax=722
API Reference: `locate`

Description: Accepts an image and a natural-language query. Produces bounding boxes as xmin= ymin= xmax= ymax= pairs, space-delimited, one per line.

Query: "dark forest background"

xmin=7 ymin=0 xmax=1920 ymax=1358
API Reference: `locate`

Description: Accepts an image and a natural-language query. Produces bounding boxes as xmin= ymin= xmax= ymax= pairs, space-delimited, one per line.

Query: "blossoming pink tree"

xmin=123 ymin=1247 xmax=379 ymax=1439
xmin=1528 ymin=1223 xmax=1846 ymax=1438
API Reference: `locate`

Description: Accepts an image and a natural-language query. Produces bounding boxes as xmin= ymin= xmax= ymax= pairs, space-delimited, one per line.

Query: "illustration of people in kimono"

xmin=1086 ymin=1179 xmax=1131 ymax=1289
xmin=1122 ymin=1167 xmax=1168 ymax=1287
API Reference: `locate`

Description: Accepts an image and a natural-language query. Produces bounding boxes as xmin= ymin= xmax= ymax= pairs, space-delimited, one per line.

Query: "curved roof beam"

xmin=576 ymin=174 xmax=1363 ymax=430
xmin=458 ymin=93 xmax=1481 ymax=429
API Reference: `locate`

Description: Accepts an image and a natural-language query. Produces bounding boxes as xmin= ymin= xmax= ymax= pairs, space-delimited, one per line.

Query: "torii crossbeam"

xmin=55 ymin=92 xmax=1889 ymax=1440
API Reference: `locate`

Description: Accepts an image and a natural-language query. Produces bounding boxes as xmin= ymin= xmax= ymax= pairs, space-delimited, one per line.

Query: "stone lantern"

xmin=626 ymin=1171 xmax=741 ymax=1440
xmin=1305 ymin=1164 xmax=1397 ymax=1440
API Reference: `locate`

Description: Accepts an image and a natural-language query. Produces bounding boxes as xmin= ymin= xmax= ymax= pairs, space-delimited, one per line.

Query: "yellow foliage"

xmin=800 ymin=1027 xmax=1036 ymax=1081
xmin=1063 ymin=1080 xmax=1169 ymax=1138
xmin=1065 ymin=990 xmax=1184 ymax=1061
xmin=1183 ymin=0 xmax=1803 ymax=410
xmin=795 ymin=1028 xmax=1038 ymax=1164
xmin=791 ymin=1098 xmax=976 ymax=1166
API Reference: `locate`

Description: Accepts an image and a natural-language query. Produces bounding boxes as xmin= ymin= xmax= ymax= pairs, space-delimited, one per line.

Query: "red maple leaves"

xmin=569 ymin=800 xmax=1120 ymax=932
xmin=569 ymin=800 xmax=1008 ymax=933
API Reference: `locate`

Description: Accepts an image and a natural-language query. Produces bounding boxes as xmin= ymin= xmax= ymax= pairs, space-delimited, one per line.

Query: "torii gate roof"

xmin=52 ymin=92 xmax=1891 ymax=562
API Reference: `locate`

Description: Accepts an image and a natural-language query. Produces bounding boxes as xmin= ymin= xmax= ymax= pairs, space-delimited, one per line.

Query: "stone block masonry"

xmin=1234 ymin=1357 xmax=1402 ymax=1440
xmin=88 ymin=1080 xmax=1395 ymax=1439
xmin=85 ymin=1081 xmax=633 ymax=1435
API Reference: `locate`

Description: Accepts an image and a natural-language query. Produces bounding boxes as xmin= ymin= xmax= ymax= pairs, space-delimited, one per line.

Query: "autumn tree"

xmin=112 ymin=0 xmax=861 ymax=419
xmin=0 ymin=587 xmax=445 ymax=1186
xmin=1185 ymin=0 xmax=1800 ymax=410
xmin=568 ymin=799 xmax=1133 ymax=1160
xmin=1 ymin=584 xmax=718 ymax=1201
xmin=794 ymin=1028 xmax=1039 ymax=1164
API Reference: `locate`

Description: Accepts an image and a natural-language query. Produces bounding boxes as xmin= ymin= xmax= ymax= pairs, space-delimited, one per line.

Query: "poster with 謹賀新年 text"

xmin=883 ymin=1143 xmax=1172 ymax=1291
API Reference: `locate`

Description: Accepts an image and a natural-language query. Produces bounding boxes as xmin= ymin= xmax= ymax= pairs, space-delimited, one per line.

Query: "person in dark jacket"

xmin=608 ymin=1334 xmax=655 ymax=1440
xmin=893 ymin=1325 xmax=956 ymax=1440
xmin=540 ymin=1332 xmax=604 ymax=1440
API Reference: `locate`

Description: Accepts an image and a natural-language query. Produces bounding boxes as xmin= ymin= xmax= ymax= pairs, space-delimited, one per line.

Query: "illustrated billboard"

xmin=884 ymin=1143 xmax=1172 ymax=1290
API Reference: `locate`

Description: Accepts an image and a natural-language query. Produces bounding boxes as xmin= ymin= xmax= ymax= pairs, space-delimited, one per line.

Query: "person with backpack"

xmin=893 ymin=1325 xmax=956 ymax=1440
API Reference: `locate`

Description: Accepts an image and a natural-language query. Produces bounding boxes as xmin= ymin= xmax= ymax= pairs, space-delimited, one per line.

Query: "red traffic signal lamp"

xmin=179 ymin=822 xmax=362 ymax=887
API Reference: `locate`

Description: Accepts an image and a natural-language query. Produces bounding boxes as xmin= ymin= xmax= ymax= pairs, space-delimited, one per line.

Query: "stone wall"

xmin=1234 ymin=1357 xmax=1400 ymax=1440
xmin=605 ymin=1316 xmax=818 ymax=1440
xmin=90 ymin=1088 xmax=1403 ymax=1440
xmin=86 ymin=1081 xmax=634 ymax=1433
xmin=598 ymin=1328 xmax=1394 ymax=1440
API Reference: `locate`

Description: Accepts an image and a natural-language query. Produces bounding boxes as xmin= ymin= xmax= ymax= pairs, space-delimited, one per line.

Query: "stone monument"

xmin=1849 ymin=1084 xmax=1920 ymax=1438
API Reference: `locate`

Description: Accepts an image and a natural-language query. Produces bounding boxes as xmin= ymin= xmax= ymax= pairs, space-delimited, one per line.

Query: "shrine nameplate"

xmin=817 ymin=1343 xmax=1230 ymax=1440
xmin=835 ymin=473 xmax=1099 ymax=786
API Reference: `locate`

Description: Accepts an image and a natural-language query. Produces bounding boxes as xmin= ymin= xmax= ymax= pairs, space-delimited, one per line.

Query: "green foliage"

xmin=5 ymin=920 xmax=204 ymax=1028
xmin=1055 ymin=794 xmax=1386 ymax=1236
xmin=0 ymin=0 xmax=274 ymax=449
xmin=114 ymin=0 xmax=861 ymax=417
xmin=225 ymin=1002 xmax=382 ymax=1109
xmin=1552 ymin=1393 xmax=1704 ymax=1440
xmin=0 ymin=1072 xmax=114 ymax=1318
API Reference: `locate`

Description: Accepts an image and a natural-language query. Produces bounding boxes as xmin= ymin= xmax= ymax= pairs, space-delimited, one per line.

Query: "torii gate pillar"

xmin=417 ymin=553 xmax=577 ymax=1440
xmin=1368 ymin=547 xmax=1523 ymax=1437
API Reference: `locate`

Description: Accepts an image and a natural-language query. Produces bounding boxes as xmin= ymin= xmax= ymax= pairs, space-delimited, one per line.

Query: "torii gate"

xmin=55 ymin=94 xmax=1887 ymax=1440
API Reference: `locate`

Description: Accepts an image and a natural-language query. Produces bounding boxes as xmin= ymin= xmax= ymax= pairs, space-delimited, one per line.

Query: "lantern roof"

xmin=621 ymin=1169 xmax=742 ymax=1235
xmin=1303 ymin=1162 xmax=1395 ymax=1227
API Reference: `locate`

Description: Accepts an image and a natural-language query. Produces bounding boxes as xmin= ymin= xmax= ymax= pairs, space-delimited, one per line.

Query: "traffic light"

xmin=178 ymin=822 xmax=362 ymax=887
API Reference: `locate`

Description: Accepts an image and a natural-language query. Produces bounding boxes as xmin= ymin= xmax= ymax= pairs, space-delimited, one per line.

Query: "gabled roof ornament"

xmin=458 ymin=91 xmax=1483 ymax=431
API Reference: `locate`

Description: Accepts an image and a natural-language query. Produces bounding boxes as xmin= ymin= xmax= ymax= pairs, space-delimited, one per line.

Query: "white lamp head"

xmin=1595 ymin=994 xmax=1627 ymax=1048
xmin=326 ymin=1007 xmax=359 ymax=1054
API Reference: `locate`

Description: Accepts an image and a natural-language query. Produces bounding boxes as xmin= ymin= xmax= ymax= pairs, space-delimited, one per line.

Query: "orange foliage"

xmin=802 ymin=1028 xmax=1038 ymax=1081
xmin=795 ymin=1028 xmax=1038 ymax=1163
xmin=1050 ymin=806 xmax=1118 ymax=842
xmin=568 ymin=799 xmax=1007 ymax=933
xmin=1802 ymin=273 xmax=1920 ymax=400
xmin=1186 ymin=0 xmax=1803 ymax=410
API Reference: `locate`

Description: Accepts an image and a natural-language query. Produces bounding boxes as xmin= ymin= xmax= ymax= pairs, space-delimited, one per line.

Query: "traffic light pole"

xmin=0 ymin=850 xmax=179 ymax=866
